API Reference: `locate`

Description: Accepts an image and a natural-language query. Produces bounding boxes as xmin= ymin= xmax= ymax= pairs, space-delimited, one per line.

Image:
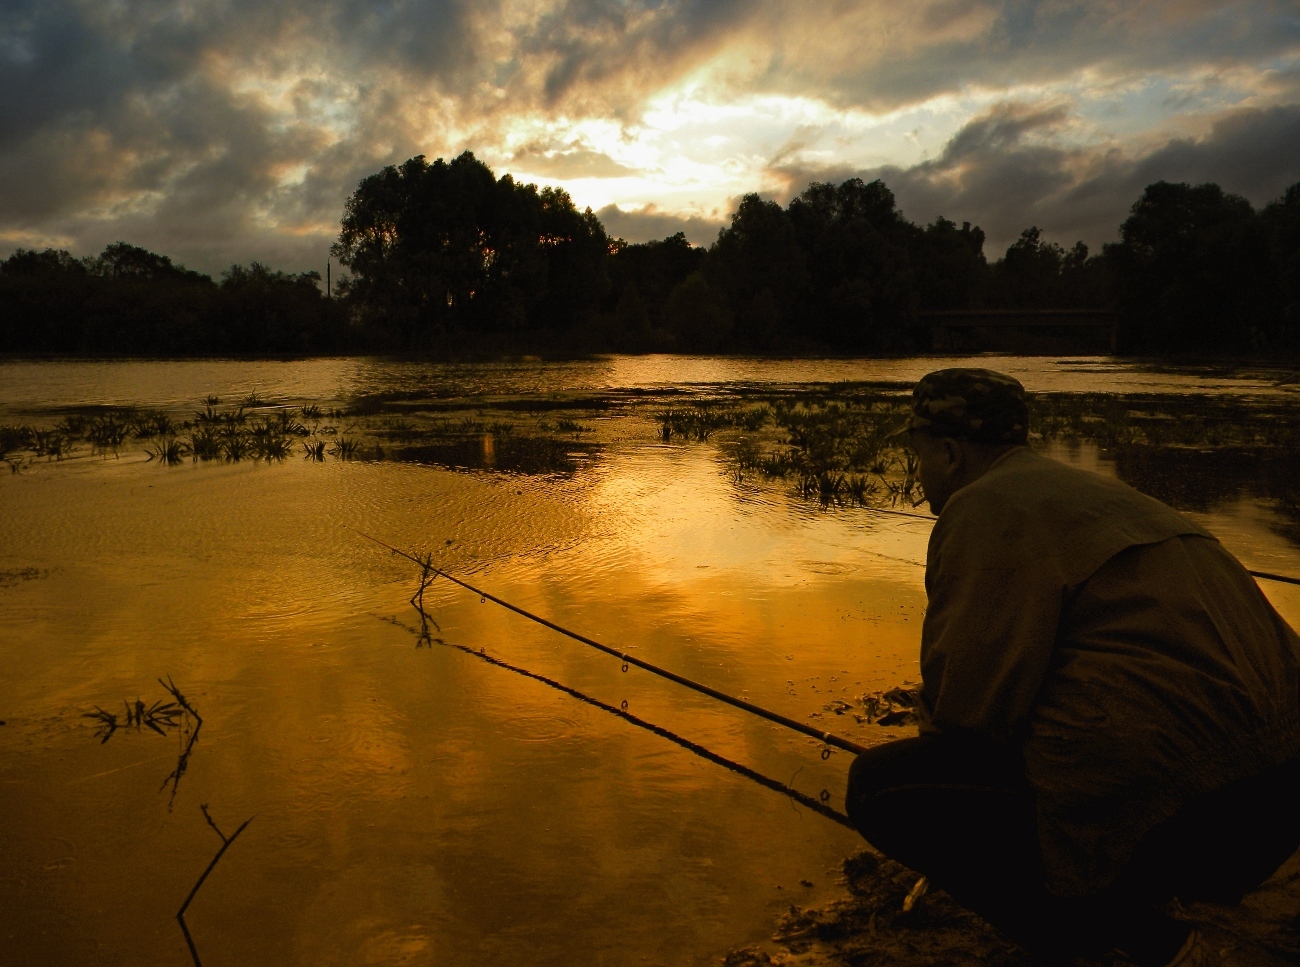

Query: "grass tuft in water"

xmin=330 ymin=436 xmax=360 ymax=459
xmin=146 ymin=437 xmax=190 ymax=465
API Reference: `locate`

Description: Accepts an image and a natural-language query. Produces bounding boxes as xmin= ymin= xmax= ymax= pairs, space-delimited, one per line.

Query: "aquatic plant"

xmin=273 ymin=409 xmax=309 ymax=436
xmin=221 ymin=431 xmax=249 ymax=461
xmin=132 ymin=410 xmax=176 ymax=439
xmin=555 ymin=418 xmax=587 ymax=434
xmin=329 ymin=436 xmax=360 ymax=459
xmin=177 ymin=804 xmax=253 ymax=967
xmin=0 ymin=424 xmax=32 ymax=459
xmin=384 ymin=418 xmax=416 ymax=441
xmin=86 ymin=415 xmax=130 ymax=450
xmin=83 ymin=706 xmax=119 ymax=743
xmin=302 ymin=440 xmax=326 ymax=461
xmin=301 ymin=404 xmax=322 ymax=420
xmin=248 ymin=422 xmax=292 ymax=460
xmin=241 ymin=390 xmax=264 ymax=407
xmin=146 ymin=437 xmax=190 ymax=465
xmin=157 ymin=676 xmax=203 ymax=808
xmin=190 ymin=428 xmax=223 ymax=461
xmin=83 ymin=691 xmax=185 ymax=744
xmin=203 ymin=395 xmax=222 ymax=406
xmin=31 ymin=429 xmax=70 ymax=459
xmin=55 ymin=415 xmax=88 ymax=437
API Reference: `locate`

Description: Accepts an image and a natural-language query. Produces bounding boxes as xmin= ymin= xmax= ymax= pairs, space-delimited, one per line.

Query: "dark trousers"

xmin=845 ymin=734 xmax=1300 ymax=966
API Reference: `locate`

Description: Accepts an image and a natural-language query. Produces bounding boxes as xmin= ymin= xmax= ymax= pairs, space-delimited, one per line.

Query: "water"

xmin=2 ymin=356 xmax=1299 ymax=966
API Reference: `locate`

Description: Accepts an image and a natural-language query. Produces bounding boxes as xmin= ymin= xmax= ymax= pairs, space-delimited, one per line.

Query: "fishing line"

xmin=349 ymin=527 xmax=870 ymax=757
xmin=833 ymin=511 xmax=1300 ymax=587
xmin=385 ymin=615 xmax=855 ymax=830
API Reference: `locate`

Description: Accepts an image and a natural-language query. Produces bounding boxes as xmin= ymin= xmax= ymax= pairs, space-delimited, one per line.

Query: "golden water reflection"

xmin=2 ymin=360 xmax=1299 ymax=966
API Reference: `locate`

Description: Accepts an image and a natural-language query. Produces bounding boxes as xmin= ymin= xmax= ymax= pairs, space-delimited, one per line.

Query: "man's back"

xmin=921 ymin=446 xmax=1300 ymax=893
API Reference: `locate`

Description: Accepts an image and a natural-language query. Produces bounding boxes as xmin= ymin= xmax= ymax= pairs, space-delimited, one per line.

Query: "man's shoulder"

xmin=944 ymin=447 xmax=1114 ymax=517
xmin=933 ymin=448 xmax=1211 ymax=580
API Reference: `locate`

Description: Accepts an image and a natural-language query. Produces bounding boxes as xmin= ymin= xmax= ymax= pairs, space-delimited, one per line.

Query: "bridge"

xmin=920 ymin=309 xmax=1118 ymax=353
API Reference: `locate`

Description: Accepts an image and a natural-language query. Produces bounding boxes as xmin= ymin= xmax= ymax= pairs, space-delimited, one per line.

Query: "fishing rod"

xmin=349 ymin=527 xmax=871 ymax=757
xmin=1249 ymin=569 xmax=1300 ymax=588
xmin=352 ymin=525 xmax=1300 ymax=756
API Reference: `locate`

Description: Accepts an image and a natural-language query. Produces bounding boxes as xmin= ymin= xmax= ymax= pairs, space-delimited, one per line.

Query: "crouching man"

xmin=845 ymin=369 xmax=1300 ymax=966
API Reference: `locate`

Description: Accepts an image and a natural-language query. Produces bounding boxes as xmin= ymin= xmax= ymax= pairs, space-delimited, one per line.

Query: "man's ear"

xmin=939 ymin=435 xmax=963 ymax=471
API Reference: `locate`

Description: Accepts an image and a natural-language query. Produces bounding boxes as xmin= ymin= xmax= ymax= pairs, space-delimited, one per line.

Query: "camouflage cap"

xmin=908 ymin=368 xmax=1029 ymax=445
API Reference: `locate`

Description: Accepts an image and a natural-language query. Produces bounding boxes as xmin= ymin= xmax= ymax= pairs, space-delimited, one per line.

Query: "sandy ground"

xmin=725 ymin=847 xmax=1300 ymax=967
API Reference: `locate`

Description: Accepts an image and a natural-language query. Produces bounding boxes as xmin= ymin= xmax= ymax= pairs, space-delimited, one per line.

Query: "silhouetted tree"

xmin=606 ymin=232 xmax=704 ymax=338
xmin=911 ymin=218 xmax=987 ymax=311
xmin=0 ymin=244 xmax=348 ymax=355
xmin=332 ymin=152 xmax=609 ymax=348
xmin=707 ymin=194 xmax=808 ymax=350
xmin=786 ymin=179 xmax=918 ymax=350
xmin=662 ymin=272 xmax=732 ymax=351
xmin=1263 ymin=183 xmax=1300 ymax=342
xmin=1105 ymin=181 xmax=1281 ymax=353
xmin=984 ymin=228 xmax=1108 ymax=309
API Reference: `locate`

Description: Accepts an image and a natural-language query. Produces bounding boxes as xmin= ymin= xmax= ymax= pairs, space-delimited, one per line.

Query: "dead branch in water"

xmin=176 ymin=804 xmax=254 ymax=967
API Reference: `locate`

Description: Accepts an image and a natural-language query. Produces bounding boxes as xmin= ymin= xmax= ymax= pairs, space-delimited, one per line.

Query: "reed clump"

xmin=720 ymin=396 xmax=917 ymax=508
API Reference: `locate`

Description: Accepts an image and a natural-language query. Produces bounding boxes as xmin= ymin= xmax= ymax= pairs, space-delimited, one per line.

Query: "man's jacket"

xmin=920 ymin=446 xmax=1300 ymax=895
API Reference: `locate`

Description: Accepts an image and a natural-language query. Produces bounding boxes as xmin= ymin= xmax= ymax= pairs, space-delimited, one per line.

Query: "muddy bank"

xmin=727 ymin=847 xmax=1300 ymax=966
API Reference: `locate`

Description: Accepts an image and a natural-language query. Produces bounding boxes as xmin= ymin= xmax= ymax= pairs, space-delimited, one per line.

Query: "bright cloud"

xmin=0 ymin=0 xmax=1297 ymax=271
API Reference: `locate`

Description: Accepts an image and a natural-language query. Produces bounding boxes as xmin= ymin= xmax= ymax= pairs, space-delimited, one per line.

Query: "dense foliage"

xmin=0 ymin=243 xmax=351 ymax=355
xmin=2 ymin=149 xmax=1298 ymax=357
xmin=331 ymin=152 xmax=610 ymax=351
xmin=1105 ymin=182 xmax=1289 ymax=353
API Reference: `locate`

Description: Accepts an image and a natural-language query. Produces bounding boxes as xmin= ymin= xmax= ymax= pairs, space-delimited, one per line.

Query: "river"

xmin=2 ymin=355 xmax=1298 ymax=966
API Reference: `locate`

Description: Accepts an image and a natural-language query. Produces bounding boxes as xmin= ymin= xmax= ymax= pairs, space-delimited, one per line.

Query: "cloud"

xmin=0 ymin=1 xmax=1297 ymax=273
xmin=595 ymin=204 xmax=724 ymax=245
xmin=509 ymin=143 xmax=636 ymax=179
xmin=767 ymin=98 xmax=1300 ymax=254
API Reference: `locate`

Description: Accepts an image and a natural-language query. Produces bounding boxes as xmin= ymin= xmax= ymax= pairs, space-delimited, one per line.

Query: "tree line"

xmin=2 ymin=150 xmax=1298 ymax=356
xmin=0 ymin=243 xmax=353 ymax=355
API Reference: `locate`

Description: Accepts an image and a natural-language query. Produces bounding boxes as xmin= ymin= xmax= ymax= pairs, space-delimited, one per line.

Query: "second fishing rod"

xmin=351 ymin=527 xmax=872 ymax=758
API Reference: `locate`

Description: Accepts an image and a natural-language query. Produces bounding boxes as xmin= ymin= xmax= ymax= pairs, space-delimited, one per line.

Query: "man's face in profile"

xmin=906 ymin=428 xmax=959 ymax=515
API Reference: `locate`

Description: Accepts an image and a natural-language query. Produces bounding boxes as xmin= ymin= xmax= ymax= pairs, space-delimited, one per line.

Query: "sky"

xmin=1 ymin=0 xmax=1298 ymax=277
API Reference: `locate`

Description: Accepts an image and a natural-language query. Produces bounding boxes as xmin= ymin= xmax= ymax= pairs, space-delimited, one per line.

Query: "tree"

xmin=662 ymin=272 xmax=732 ymax=351
xmin=1263 ymin=182 xmax=1300 ymax=344
xmin=1105 ymin=181 xmax=1281 ymax=353
xmin=911 ymin=218 xmax=987 ymax=311
xmin=333 ymin=152 xmax=610 ymax=348
xmin=785 ymin=179 xmax=917 ymax=350
xmin=707 ymin=194 xmax=807 ymax=349
xmin=606 ymin=232 xmax=705 ymax=333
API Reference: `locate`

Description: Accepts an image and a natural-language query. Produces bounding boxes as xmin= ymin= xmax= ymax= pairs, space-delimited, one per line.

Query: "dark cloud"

xmin=595 ymin=205 xmax=724 ymax=246
xmin=772 ymin=100 xmax=1300 ymax=255
xmin=509 ymin=144 xmax=636 ymax=179
xmin=760 ymin=2 xmax=1300 ymax=113
xmin=0 ymin=1 xmax=1297 ymax=273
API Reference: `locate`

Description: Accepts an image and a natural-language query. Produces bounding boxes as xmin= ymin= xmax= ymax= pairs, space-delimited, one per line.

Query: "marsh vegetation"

xmin=8 ymin=377 xmax=1300 ymax=536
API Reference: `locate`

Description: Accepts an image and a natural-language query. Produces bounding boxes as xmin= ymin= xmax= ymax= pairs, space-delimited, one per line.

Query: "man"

xmin=845 ymin=368 xmax=1300 ymax=966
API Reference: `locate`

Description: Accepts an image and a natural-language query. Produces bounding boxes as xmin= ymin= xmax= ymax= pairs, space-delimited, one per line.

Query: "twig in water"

xmin=82 ymin=706 xmax=119 ymax=743
xmin=158 ymin=676 xmax=203 ymax=810
xmin=409 ymin=553 xmax=440 ymax=624
xmin=176 ymin=804 xmax=254 ymax=967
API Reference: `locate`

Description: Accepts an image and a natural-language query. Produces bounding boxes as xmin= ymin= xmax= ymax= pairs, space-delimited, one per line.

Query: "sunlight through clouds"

xmin=0 ymin=0 xmax=1297 ymax=270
